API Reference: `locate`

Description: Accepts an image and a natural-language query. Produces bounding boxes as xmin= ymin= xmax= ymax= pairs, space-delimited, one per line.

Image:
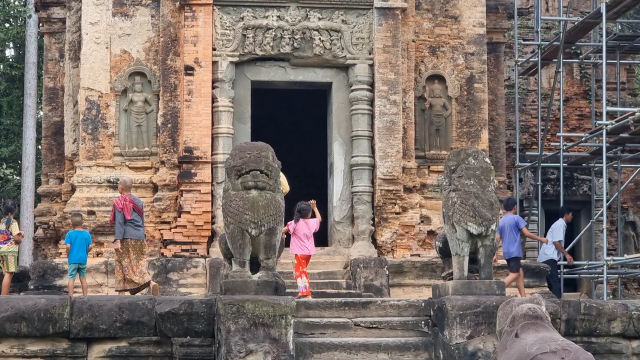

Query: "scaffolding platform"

xmin=520 ymin=0 xmax=640 ymax=76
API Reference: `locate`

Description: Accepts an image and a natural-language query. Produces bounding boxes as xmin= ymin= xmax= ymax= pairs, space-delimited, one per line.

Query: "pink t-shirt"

xmin=288 ymin=218 xmax=320 ymax=255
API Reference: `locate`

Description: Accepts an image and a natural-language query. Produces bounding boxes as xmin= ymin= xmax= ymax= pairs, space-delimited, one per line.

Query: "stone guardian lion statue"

xmin=496 ymin=294 xmax=595 ymax=359
xmin=442 ymin=147 xmax=500 ymax=280
xmin=220 ymin=142 xmax=285 ymax=295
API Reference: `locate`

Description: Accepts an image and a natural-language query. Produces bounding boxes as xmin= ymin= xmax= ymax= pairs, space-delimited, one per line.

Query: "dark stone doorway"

xmin=251 ymin=86 xmax=329 ymax=248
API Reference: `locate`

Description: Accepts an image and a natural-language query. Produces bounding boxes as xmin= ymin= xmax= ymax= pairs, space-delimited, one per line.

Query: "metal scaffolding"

xmin=513 ymin=0 xmax=640 ymax=299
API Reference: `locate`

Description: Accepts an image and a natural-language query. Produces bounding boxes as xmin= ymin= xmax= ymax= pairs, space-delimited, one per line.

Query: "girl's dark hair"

xmin=2 ymin=200 xmax=16 ymax=229
xmin=293 ymin=201 xmax=312 ymax=224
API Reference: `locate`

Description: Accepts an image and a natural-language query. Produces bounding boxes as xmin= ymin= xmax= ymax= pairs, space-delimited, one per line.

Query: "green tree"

xmin=0 ymin=0 xmax=42 ymax=216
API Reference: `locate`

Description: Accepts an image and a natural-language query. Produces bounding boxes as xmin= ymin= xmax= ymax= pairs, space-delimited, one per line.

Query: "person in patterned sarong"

xmin=110 ymin=177 xmax=159 ymax=296
xmin=0 ymin=201 xmax=24 ymax=295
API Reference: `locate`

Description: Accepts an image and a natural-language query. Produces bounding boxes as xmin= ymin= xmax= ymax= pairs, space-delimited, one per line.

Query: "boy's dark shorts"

xmin=506 ymin=257 xmax=522 ymax=274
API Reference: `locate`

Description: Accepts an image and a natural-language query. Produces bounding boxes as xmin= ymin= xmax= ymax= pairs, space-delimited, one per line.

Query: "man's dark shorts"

xmin=506 ymin=257 xmax=522 ymax=274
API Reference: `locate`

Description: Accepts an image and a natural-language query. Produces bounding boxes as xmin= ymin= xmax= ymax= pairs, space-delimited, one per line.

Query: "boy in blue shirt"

xmin=66 ymin=213 xmax=93 ymax=296
xmin=494 ymin=197 xmax=548 ymax=297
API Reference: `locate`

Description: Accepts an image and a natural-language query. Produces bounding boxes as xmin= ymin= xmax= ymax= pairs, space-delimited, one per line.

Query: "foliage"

xmin=0 ymin=0 xmax=43 ymax=216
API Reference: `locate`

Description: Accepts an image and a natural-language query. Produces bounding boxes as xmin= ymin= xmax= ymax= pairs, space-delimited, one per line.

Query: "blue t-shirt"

xmin=65 ymin=230 xmax=92 ymax=264
xmin=498 ymin=213 xmax=527 ymax=259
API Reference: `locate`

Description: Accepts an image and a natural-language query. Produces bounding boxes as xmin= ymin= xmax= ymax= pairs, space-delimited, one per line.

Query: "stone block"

xmin=296 ymin=298 xmax=428 ymax=318
xmin=87 ymin=337 xmax=172 ymax=359
xmin=433 ymin=329 xmax=497 ymax=360
xmin=431 ymin=296 xmax=508 ymax=345
xmin=172 ymin=338 xmax=214 ymax=360
xmin=566 ymin=337 xmax=632 ymax=356
xmin=350 ymin=257 xmax=390 ymax=298
xmin=295 ymin=317 xmax=430 ymax=338
xmin=0 ymin=337 xmax=87 ymax=358
xmin=155 ymin=297 xmax=215 ymax=338
xmin=221 ymin=278 xmax=286 ymax=296
xmin=387 ymin=257 xmax=444 ymax=285
xmin=295 ymin=338 xmax=434 ymax=360
xmin=216 ymin=296 xmax=295 ymax=360
xmin=0 ymin=295 xmax=69 ymax=337
xmin=148 ymin=258 xmax=207 ymax=297
xmin=28 ymin=260 xmax=67 ymax=293
xmin=71 ymin=296 xmax=156 ymax=338
xmin=560 ymin=299 xmax=631 ymax=337
xmin=431 ymin=280 xmax=505 ymax=299
xmin=206 ymin=257 xmax=227 ymax=296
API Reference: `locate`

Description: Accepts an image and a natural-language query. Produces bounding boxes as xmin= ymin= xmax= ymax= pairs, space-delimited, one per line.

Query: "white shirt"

xmin=537 ymin=218 xmax=567 ymax=263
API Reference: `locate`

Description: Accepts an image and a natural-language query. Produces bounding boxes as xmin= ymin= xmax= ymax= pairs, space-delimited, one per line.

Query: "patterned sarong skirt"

xmin=115 ymin=239 xmax=151 ymax=295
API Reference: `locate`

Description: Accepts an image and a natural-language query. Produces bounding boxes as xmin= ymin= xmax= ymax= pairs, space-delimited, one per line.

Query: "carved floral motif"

xmin=214 ymin=6 xmax=372 ymax=59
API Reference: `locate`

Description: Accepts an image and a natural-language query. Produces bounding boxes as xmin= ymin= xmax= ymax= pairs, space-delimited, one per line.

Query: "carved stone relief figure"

xmin=213 ymin=6 xmax=372 ymax=62
xmin=621 ymin=210 xmax=640 ymax=256
xmin=113 ymin=59 xmax=159 ymax=161
xmin=123 ymin=76 xmax=155 ymax=151
xmin=425 ymin=79 xmax=451 ymax=153
xmin=414 ymin=61 xmax=460 ymax=164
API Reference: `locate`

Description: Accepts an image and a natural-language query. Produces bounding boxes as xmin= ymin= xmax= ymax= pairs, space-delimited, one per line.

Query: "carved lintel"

xmin=214 ymin=6 xmax=373 ymax=62
xmin=214 ymin=0 xmax=373 ymax=8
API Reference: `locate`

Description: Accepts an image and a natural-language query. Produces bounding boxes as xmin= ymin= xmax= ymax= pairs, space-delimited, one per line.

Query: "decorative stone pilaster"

xmin=35 ymin=1 xmax=67 ymax=259
xmin=211 ymin=53 xmax=238 ymax=246
xmin=348 ymin=61 xmax=377 ymax=258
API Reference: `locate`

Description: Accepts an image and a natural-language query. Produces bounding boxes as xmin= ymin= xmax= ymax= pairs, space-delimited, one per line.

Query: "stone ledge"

xmin=0 ymin=296 xmax=70 ymax=337
xmin=432 ymin=280 xmax=506 ymax=299
xmin=71 ymin=296 xmax=157 ymax=338
xmin=155 ymin=296 xmax=215 ymax=338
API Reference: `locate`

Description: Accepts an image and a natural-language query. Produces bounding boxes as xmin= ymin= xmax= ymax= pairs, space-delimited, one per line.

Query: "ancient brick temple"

xmin=33 ymin=0 xmax=513 ymax=260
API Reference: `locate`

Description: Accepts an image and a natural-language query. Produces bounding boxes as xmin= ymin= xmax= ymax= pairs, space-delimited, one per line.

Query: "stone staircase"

xmin=294 ymin=298 xmax=432 ymax=359
xmin=277 ymin=248 xmax=374 ymax=298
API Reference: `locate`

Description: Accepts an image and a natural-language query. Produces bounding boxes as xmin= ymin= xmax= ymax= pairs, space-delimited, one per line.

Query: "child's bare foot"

xmin=150 ymin=281 xmax=160 ymax=296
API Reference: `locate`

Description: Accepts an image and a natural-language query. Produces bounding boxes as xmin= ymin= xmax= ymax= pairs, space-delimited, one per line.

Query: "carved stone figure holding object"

xmin=122 ymin=76 xmax=155 ymax=151
xmin=220 ymin=142 xmax=286 ymax=296
xmin=496 ymin=294 xmax=595 ymax=360
xmin=425 ymin=80 xmax=451 ymax=153
xmin=442 ymin=147 xmax=500 ymax=281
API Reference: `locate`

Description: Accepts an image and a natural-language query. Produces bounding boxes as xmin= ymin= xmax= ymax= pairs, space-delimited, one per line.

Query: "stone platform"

xmin=0 ymin=294 xmax=636 ymax=358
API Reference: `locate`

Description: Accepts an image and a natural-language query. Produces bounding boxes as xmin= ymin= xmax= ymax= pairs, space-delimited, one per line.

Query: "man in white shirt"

xmin=537 ymin=206 xmax=574 ymax=299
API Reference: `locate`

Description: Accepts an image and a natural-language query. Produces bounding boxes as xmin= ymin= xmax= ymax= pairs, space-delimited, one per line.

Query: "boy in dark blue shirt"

xmin=65 ymin=213 xmax=93 ymax=296
xmin=494 ymin=197 xmax=548 ymax=297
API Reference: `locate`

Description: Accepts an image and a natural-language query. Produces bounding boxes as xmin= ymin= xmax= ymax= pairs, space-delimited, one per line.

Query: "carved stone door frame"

xmin=210 ymin=4 xmax=377 ymax=256
xmin=211 ymin=54 xmax=375 ymax=255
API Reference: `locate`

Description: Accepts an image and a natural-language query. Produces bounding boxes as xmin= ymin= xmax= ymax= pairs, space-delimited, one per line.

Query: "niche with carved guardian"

xmin=113 ymin=59 xmax=159 ymax=162
xmin=415 ymin=62 xmax=460 ymax=165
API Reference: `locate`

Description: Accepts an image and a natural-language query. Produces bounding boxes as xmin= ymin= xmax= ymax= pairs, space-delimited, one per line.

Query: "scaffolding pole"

xmin=513 ymin=0 xmax=640 ymax=300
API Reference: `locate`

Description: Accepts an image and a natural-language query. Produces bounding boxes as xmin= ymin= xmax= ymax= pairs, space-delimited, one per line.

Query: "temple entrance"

xmin=543 ymin=201 xmax=592 ymax=295
xmin=251 ymin=85 xmax=329 ymax=248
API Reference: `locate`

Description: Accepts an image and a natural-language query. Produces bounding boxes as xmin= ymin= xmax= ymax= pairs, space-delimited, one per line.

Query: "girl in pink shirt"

xmin=282 ymin=200 xmax=322 ymax=299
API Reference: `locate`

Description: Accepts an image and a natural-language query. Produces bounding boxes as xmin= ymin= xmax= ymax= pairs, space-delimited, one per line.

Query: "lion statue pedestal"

xmin=219 ymin=142 xmax=286 ymax=296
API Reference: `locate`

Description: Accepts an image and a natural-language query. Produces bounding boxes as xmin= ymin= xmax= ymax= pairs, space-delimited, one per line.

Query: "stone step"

xmin=278 ymin=269 xmax=350 ymax=281
xmin=295 ymin=317 xmax=429 ymax=338
xmin=277 ymin=259 xmax=348 ymax=271
xmin=285 ymin=280 xmax=352 ymax=291
xmin=296 ymin=299 xmax=427 ymax=318
xmin=294 ymin=338 xmax=432 ymax=359
xmin=287 ymin=290 xmax=375 ymax=299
